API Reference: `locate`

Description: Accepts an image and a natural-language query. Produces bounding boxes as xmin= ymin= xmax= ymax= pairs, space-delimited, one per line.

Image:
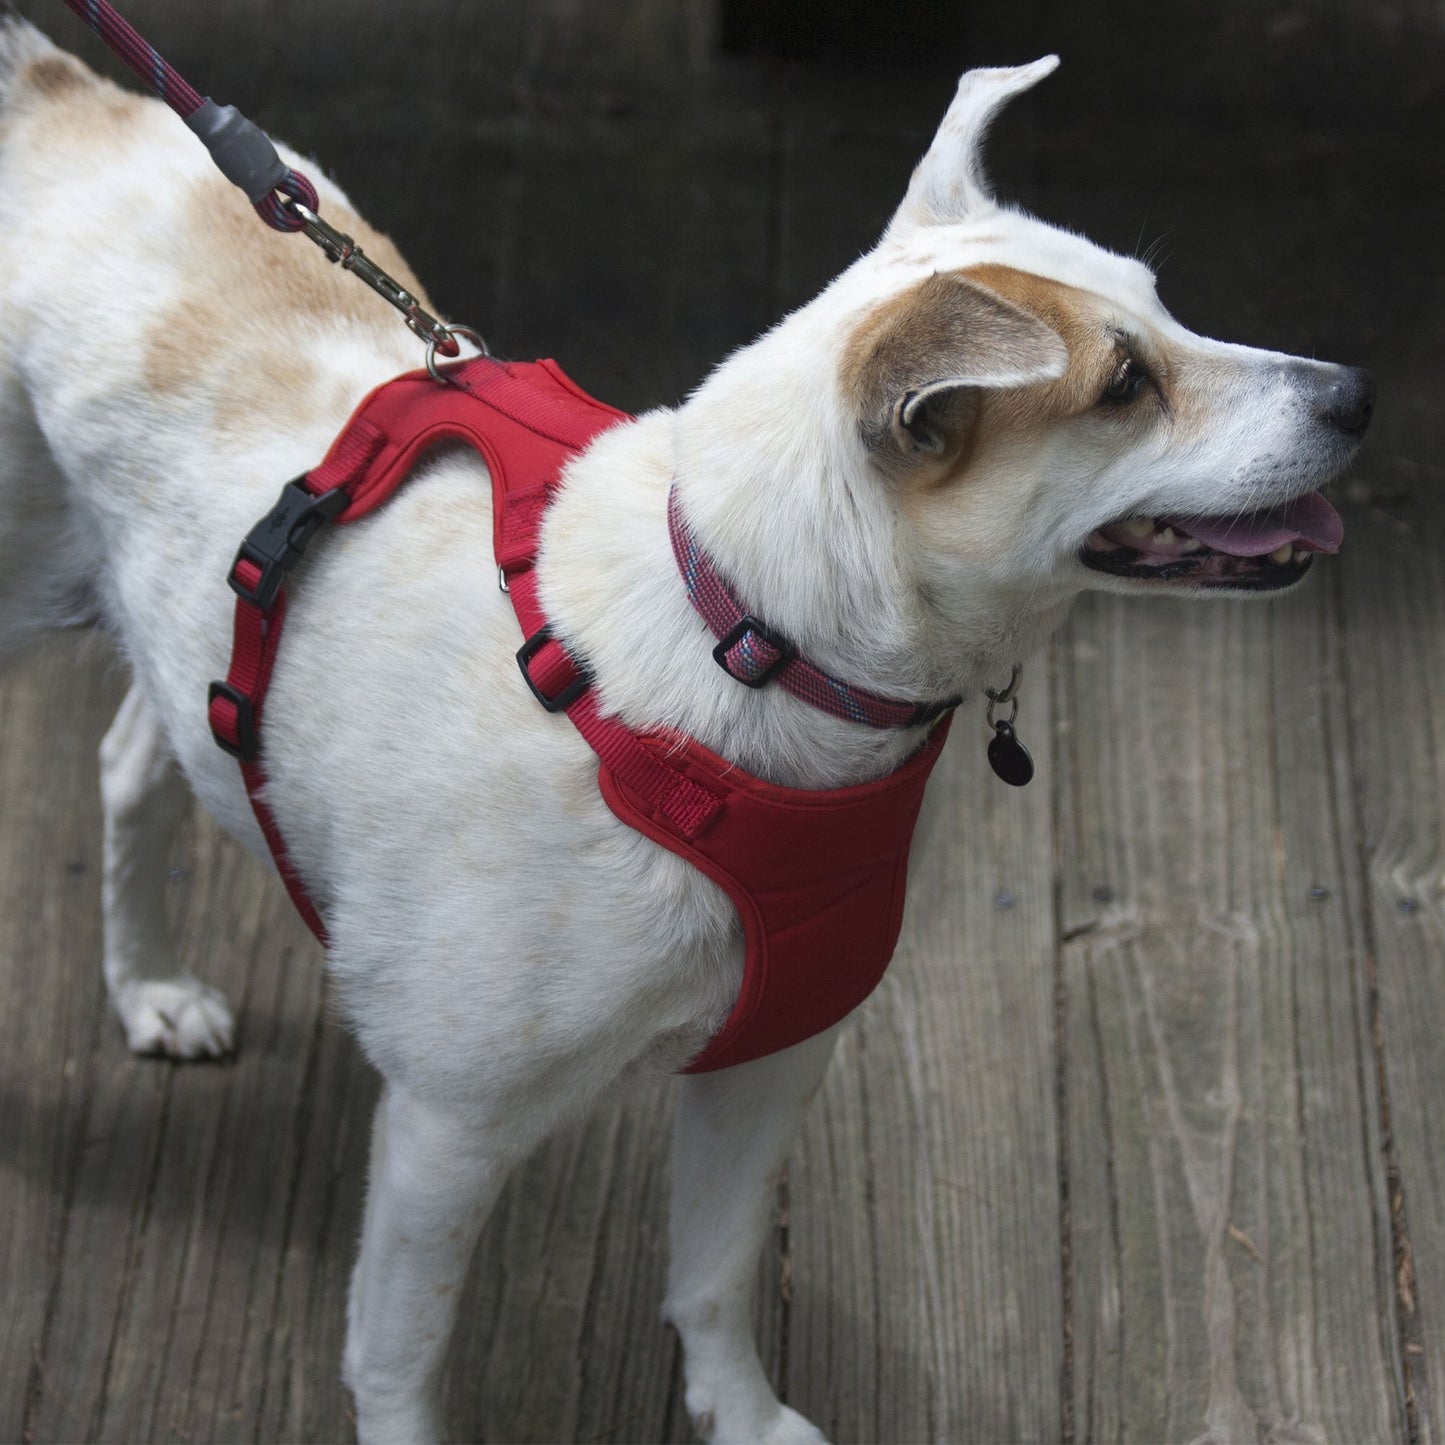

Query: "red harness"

xmin=209 ymin=357 xmax=950 ymax=1072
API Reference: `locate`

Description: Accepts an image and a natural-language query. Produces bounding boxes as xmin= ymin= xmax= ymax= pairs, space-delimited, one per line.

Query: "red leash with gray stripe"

xmin=61 ymin=0 xmax=464 ymax=355
xmin=60 ymin=0 xmax=317 ymax=229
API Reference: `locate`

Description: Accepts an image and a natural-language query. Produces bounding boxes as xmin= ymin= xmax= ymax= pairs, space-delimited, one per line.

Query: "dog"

xmin=0 ymin=15 xmax=1372 ymax=1443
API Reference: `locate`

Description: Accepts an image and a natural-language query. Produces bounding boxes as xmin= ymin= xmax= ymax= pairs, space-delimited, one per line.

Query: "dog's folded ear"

xmin=889 ymin=56 xmax=1059 ymax=232
xmin=846 ymin=272 xmax=1068 ymax=465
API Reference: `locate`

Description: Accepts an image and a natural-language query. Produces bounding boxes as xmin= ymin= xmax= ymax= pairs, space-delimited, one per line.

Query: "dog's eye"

xmin=1101 ymin=357 xmax=1149 ymax=405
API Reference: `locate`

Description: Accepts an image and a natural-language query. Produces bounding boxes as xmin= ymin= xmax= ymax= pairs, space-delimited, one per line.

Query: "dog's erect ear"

xmin=846 ymin=272 xmax=1068 ymax=463
xmin=889 ymin=56 xmax=1059 ymax=232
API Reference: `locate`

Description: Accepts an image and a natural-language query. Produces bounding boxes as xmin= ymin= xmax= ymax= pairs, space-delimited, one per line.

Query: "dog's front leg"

xmin=665 ymin=1027 xmax=839 ymax=1445
xmin=344 ymin=1081 xmax=518 ymax=1445
xmin=100 ymin=684 xmax=235 ymax=1057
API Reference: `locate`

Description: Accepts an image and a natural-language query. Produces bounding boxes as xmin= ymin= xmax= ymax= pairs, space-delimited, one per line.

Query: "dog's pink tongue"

xmin=1166 ymin=491 xmax=1344 ymax=557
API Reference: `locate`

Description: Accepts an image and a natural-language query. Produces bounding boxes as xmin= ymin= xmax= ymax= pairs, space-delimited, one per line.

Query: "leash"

xmin=61 ymin=0 xmax=471 ymax=359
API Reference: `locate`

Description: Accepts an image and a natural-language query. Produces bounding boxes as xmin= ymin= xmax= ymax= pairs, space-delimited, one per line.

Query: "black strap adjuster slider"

xmin=712 ymin=614 xmax=796 ymax=689
xmin=517 ymin=625 xmax=593 ymax=713
xmin=208 ymin=680 xmax=260 ymax=761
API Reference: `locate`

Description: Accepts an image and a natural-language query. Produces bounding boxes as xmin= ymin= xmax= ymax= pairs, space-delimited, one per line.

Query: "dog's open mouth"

xmin=1079 ymin=490 xmax=1343 ymax=592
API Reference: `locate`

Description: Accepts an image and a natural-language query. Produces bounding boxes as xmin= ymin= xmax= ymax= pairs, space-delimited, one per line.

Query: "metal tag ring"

xmin=986 ymin=694 xmax=1019 ymax=729
xmin=985 ymin=664 xmax=1022 ymax=707
xmin=425 ymin=323 xmax=491 ymax=384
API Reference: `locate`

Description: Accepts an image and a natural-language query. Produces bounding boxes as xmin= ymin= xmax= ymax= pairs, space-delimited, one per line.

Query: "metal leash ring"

xmin=426 ymin=323 xmax=492 ymax=384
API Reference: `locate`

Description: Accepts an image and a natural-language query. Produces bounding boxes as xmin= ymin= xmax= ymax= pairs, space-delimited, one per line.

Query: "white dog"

xmin=0 ymin=16 xmax=1371 ymax=1444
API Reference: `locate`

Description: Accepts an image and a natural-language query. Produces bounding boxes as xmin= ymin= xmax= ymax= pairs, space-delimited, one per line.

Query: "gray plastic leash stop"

xmin=184 ymin=99 xmax=290 ymax=204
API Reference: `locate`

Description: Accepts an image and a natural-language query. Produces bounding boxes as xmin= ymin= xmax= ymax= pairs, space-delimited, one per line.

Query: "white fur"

xmin=0 ymin=26 xmax=1366 ymax=1443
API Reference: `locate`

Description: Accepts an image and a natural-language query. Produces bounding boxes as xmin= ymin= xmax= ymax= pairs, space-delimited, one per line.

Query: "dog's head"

xmin=676 ymin=57 xmax=1371 ymax=702
xmin=841 ymin=55 xmax=1371 ymax=605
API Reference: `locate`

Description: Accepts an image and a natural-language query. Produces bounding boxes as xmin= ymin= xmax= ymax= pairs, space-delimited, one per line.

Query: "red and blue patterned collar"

xmin=666 ymin=483 xmax=960 ymax=730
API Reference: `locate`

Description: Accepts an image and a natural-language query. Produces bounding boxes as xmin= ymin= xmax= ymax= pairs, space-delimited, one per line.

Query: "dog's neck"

xmin=537 ymin=360 xmax=1063 ymax=789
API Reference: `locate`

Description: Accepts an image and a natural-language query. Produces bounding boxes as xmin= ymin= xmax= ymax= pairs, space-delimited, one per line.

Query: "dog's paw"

xmin=693 ymin=1404 xmax=829 ymax=1445
xmin=114 ymin=976 xmax=236 ymax=1059
xmin=756 ymin=1406 xmax=829 ymax=1445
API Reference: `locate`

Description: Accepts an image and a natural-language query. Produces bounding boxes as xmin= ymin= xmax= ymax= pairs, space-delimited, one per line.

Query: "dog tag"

xmin=987 ymin=720 xmax=1034 ymax=787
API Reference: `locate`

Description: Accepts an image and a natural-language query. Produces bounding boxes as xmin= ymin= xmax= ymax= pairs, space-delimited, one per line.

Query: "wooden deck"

xmin=3 ymin=1 xmax=1442 ymax=1440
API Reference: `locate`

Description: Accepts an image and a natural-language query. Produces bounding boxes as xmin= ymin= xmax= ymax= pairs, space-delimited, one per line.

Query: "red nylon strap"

xmin=207 ymin=567 xmax=331 ymax=938
xmin=606 ymin=713 xmax=951 ymax=1072
xmin=211 ymin=357 xmax=648 ymax=941
xmin=505 ymin=567 xmax=724 ymax=840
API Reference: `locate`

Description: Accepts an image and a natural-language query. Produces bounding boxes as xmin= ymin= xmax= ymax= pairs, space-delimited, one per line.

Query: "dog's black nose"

xmin=1321 ymin=366 xmax=1375 ymax=436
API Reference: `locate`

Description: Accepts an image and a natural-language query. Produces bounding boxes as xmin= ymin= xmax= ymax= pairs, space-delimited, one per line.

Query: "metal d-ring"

xmin=985 ymin=664 xmax=1022 ymax=729
xmin=425 ymin=323 xmax=491 ymax=384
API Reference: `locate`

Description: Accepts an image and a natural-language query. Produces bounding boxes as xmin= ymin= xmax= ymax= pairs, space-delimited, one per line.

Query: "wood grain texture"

xmin=786 ymin=727 xmax=1065 ymax=1444
xmin=1339 ymin=387 xmax=1445 ymax=1444
xmin=1056 ymin=588 xmax=1399 ymax=1444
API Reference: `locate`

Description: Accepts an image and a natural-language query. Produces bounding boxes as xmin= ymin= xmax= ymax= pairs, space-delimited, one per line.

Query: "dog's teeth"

xmin=1154 ymin=526 xmax=1179 ymax=545
xmin=1121 ymin=517 xmax=1154 ymax=538
xmin=1270 ymin=543 xmax=1294 ymax=564
xmin=1177 ymin=537 xmax=1204 ymax=553
xmin=1087 ymin=530 xmax=1113 ymax=550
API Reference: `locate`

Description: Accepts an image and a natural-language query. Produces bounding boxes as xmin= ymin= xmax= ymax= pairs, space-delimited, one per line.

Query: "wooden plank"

xmin=0 ymin=639 xmax=122 ymax=1443
xmin=90 ymin=829 xmax=327 ymax=1444
xmin=1056 ymin=582 xmax=1400 ymax=1443
xmin=1039 ymin=50 xmax=1434 ymax=1441
xmin=441 ymin=1092 xmax=684 ymax=1444
xmin=251 ymin=1007 xmax=376 ymax=1444
xmin=787 ymin=722 xmax=1065 ymax=1443
xmin=1339 ymin=423 xmax=1445 ymax=1442
xmin=6 ymin=678 xmax=334 ymax=1445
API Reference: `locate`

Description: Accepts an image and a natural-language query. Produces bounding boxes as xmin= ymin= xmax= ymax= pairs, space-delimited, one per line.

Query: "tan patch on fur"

xmin=142 ymin=177 xmax=435 ymax=431
xmin=872 ymin=265 xmax=1184 ymax=573
xmin=179 ymin=175 xmax=432 ymax=334
xmin=959 ymin=263 xmax=1122 ymax=430
xmin=23 ymin=55 xmax=89 ymax=97
xmin=842 ymin=268 xmax=1076 ymax=484
xmin=912 ymin=263 xmax=1174 ymax=496
xmin=841 ymin=277 xmax=973 ymax=485
xmin=19 ymin=51 xmax=142 ymax=135
xmin=841 ymin=272 xmax=955 ymax=422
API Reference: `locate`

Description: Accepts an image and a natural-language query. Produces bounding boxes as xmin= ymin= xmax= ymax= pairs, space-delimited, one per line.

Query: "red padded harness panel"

xmin=210 ymin=357 xmax=949 ymax=1072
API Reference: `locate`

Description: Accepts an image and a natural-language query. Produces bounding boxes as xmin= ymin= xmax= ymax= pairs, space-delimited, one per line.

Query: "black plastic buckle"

xmin=229 ymin=479 xmax=349 ymax=610
xmin=517 ymin=625 xmax=592 ymax=713
xmin=208 ymin=680 xmax=260 ymax=761
xmin=712 ymin=614 xmax=796 ymax=689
